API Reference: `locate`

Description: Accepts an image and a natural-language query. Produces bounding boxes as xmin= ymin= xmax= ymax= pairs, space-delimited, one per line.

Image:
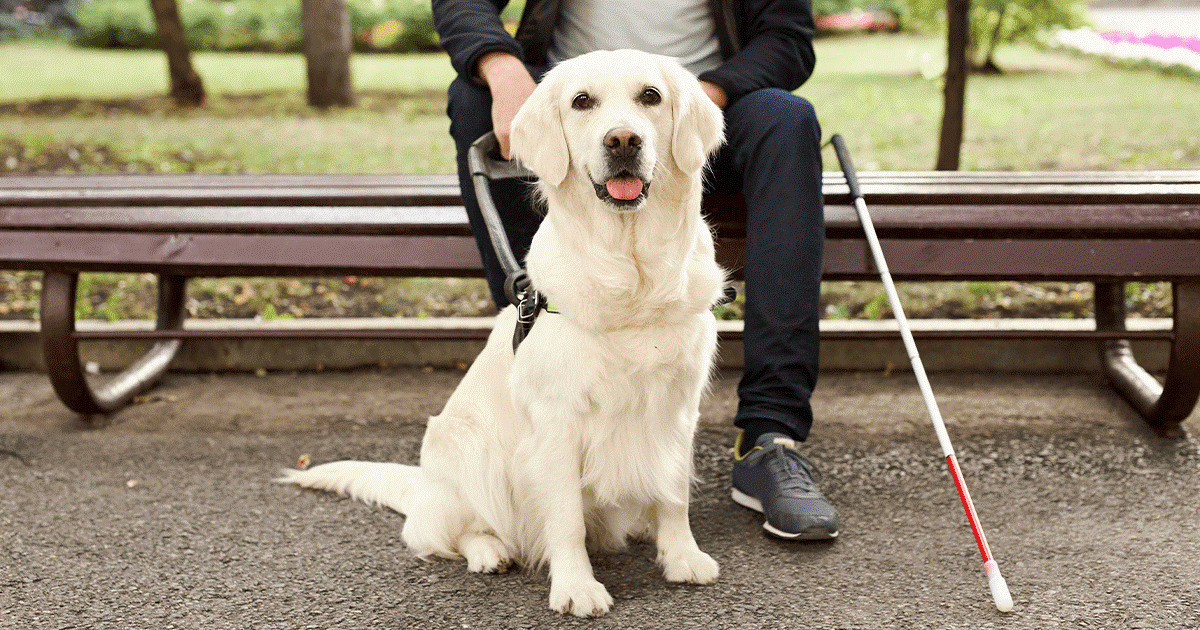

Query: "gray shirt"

xmin=546 ymin=0 xmax=723 ymax=76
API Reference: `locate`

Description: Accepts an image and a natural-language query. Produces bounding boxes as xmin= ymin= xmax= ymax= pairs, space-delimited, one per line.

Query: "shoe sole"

xmin=731 ymin=488 xmax=839 ymax=541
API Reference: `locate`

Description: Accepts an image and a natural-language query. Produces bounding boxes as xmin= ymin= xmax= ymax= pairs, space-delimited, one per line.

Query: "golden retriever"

xmin=279 ymin=49 xmax=727 ymax=617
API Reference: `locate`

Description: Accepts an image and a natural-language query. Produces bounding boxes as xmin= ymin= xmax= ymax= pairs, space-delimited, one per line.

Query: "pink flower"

xmin=1100 ymin=30 xmax=1200 ymax=53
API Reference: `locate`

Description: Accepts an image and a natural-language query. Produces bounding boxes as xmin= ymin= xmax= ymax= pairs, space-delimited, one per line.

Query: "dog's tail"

xmin=277 ymin=461 xmax=422 ymax=515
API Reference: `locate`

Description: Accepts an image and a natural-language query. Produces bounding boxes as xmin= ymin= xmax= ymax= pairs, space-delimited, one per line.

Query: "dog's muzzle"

xmin=594 ymin=127 xmax=651 ymax=208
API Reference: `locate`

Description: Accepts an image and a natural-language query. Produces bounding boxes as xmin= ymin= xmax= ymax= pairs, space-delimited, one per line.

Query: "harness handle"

xmin=468 ymin=132 xmax=537 ymax=307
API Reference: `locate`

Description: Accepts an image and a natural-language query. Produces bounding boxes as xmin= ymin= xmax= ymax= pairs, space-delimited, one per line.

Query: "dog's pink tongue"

xmin=606 ymin=178 xmax=643 ymax=201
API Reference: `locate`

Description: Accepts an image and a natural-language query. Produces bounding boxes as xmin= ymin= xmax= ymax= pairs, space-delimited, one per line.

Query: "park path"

xmin=1090 ymin=5 xmax=1200 ymax=38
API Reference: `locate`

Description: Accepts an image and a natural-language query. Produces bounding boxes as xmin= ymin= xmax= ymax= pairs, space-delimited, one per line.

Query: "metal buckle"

xmin=512 ymin=286 xmax=547 ymax=352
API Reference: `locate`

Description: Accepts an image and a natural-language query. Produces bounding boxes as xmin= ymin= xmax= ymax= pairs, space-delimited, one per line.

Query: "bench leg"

xmin=40 ymin=272 xmax=187 ymax=416
xmin=1096 ymin=282 xmax=1200 ymax=438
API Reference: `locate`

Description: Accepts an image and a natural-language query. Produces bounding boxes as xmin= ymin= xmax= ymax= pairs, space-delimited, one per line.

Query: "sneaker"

xmin=731 ymin=431 xmax=840 ymax=540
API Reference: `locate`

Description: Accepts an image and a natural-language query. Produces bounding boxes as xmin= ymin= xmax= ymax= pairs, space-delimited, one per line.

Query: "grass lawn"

xmin=0 ymin=41 xmax=457 ymax=99
xmin=3 ymin=35 xmax=1199 ymax=174
xmin=0 ymin=35 xmax=1188 ymax=321
xmin=1 ymin=41 xmax=459 ymax=174
xmin=803 ymin=35 xmax=1200 ymax=170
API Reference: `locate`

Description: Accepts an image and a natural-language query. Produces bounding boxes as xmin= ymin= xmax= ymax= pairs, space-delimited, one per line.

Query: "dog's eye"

xmin=638 ymin=87 xmax=662 ymax=106
xmin=572 ymin=92 xmax=594 ymax=110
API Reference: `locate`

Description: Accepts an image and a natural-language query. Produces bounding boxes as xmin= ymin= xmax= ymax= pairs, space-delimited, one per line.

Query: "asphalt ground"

xmin=2 ymin=366 xmax=1199 ymax=629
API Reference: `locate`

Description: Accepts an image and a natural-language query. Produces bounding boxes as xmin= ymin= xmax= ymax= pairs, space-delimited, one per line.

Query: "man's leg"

xmin=447 ymin=74 xmax=545 ymax=309
xmin=710 ymin=88 xmax=838 ymax=540
xmin=711 ymin=88 xmax=824 ymax=442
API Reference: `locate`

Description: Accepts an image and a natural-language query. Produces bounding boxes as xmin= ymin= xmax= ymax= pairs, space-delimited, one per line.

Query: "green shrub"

xmin=74 ymin=0 xmax=437 ymax=53
xmin=902 ymin=0 xmax=1088 ymax=65
xmin=76 ymin=0 xmax=159 ymax=49
xmin=349 ymin=0 xmax=438 ymax=53
xmin=813 ymin=0 xmax=909 ymax=21
xmin=967 ymin=0 xmax=1087 ymax=70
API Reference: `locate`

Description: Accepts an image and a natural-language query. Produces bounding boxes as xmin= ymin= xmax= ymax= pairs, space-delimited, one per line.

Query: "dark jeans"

xmin=447 ymin=75 xmax=824 ymax=441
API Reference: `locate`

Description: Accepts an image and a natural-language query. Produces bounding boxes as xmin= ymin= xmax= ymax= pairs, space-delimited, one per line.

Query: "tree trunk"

xmin=147 ymin=0 xmax=205 ymax=107
xmin=936 ymin=0 xmax=970 ymax=171
xmin=302 ymin=0 xmax=356 ymax=108
xmin=975 ymin=5 xmax=1008 ymax=75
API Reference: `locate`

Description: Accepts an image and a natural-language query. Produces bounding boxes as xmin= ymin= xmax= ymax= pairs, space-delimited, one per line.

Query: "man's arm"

xmin=431 ymin=1 xmax=536 ymax=158
xmin=698 ymin=0 xmax=817 ymax=105
xmin=432 ymin=0 xmax=524 ymax=86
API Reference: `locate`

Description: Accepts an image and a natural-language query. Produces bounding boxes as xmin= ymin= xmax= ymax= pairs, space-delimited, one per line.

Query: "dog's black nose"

xmin=605 ymin=128 xmax=641 ymax=158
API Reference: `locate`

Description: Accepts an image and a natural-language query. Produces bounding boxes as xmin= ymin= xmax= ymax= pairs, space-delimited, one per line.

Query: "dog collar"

xmin=512 ymin=289 xmax=556 ymax=352
xmin=514 ymin=286 xmax=733 ymax=352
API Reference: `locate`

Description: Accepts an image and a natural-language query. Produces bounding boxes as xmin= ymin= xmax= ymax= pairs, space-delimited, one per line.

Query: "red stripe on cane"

xmin=947 ymin=454 xmax=993 ymax=564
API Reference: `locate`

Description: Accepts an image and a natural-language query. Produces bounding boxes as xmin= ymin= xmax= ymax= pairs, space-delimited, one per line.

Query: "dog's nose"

xmin=605 ymin=128 xmax=642 ymax=159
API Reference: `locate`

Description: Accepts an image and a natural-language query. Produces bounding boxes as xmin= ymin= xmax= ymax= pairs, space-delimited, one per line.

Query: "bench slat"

xmin=6 ymin=230 xmax=1196 ymax=281
xmin=0 ymin=232 xmax=484 ymax=277
xmin=2 ymin=203 xmax=1198 ymax=239
xmin=821 ymin=239 xmax=1200 ymax=280
xmin=709 ymin=238 xmax=1200 ymax=282
xmin=4 ymin=171 xmax=1199 ymax=208
xmin=3 ymin=170 xmax=1196 ymax=190
xmin=0 ymin=206 xmax=474 ymax=235
xmin=790 ymin=204 xmax=1200 ymax=239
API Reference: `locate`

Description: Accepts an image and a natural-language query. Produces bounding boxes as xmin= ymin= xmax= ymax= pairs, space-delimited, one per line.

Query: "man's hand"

xmin=700 ymin=80 xmax=727 ymax=109
xmin=477 ymin=52 xmax=537 ymax=159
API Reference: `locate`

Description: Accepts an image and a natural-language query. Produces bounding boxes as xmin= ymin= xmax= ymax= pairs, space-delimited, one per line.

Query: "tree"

xmin=147 ymin=0 xmax=205 ymax=107
xmin=968 ymin=0 xmax=1088 ymax=73
xmin=302 ymin=0 xmax=356 ymax=108
xmin=936 ymin=0 xmax=970 ymax=170
xmin=905 ymin=0 xmax=1089 ymax=74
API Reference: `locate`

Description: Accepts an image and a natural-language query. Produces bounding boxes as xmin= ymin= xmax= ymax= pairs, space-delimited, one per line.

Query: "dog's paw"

xmin=549 ymin=577 xmax=614 ymax=617
xmin=660 ymin=548 xmax=719 ymax=584
xmin=467 ymin=554 xmax=512 ymax=574
xmin=460 ymin=534 xmax=512 ymax=574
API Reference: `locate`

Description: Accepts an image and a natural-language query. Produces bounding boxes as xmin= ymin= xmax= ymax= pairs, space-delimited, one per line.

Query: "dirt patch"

xmin=0 ymin=271 xmax=1174 ymax=323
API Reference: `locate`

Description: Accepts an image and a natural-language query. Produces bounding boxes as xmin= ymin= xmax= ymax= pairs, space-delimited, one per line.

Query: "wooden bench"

xmin=1 ymin=171 xmax=1198 ymax=436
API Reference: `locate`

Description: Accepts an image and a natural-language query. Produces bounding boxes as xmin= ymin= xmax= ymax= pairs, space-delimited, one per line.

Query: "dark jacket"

xmin=431 ymin=0 xmax=816 ymax=106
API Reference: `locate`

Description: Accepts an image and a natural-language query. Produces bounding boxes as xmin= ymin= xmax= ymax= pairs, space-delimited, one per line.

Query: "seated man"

xmin=432 ymin=0 xmax=839 ymax=540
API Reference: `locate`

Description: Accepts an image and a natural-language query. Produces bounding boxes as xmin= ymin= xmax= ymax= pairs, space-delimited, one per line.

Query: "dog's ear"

xmin=664 ymin=59 xmax=725 ymax=174
xmin=510 ymin=71 xmax=570 ymax=187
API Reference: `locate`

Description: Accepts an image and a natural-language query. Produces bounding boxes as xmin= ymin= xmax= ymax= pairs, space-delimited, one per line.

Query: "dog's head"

xmin=511 ymin=49 xmax=725 ymax=211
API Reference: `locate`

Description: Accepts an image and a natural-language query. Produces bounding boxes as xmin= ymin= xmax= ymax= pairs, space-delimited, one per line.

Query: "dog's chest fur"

xmin=513 ymin=312 xmax=715 ymax=508
xmin=526 ymin=180 xmax=724 ymax=329
xmin=511 ymin=194 xmax=724 ymax=508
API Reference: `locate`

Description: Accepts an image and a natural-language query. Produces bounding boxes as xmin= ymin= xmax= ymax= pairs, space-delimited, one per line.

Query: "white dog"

xmin=279 ymin=49 xmax=727 ymax=617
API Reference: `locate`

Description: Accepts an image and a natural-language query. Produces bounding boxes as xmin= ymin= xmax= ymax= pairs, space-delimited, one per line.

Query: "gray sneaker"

xmin=731 ymin=431 xmax=840 ymax=540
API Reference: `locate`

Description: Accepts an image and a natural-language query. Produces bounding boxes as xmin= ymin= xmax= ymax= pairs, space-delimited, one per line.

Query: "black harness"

xmin=505 ymin=270 xmax=551 ymax=352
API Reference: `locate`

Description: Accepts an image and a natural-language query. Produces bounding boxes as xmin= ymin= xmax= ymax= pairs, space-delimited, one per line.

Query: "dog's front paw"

xmin=549 ymin=577 xmax=614 ymax=617
xmin=660 ymin=548 xmax=719 ymax=584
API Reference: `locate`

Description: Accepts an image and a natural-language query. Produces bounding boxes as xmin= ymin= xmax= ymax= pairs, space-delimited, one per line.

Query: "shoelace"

xmin=762 ymin=441 xmax=823 ymax=495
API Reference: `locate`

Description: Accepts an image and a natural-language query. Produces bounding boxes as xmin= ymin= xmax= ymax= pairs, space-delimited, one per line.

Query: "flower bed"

xmin=815 ymin=10 xmax=899 ymax=34
xmin=1052 ymin=27 xmax=1200 ymax=75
